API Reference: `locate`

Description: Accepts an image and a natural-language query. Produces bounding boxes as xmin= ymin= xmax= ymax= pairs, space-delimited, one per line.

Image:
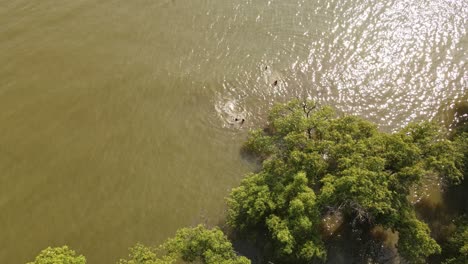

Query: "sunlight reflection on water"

xmin=200 ymin=0 xmax=467 ymax=131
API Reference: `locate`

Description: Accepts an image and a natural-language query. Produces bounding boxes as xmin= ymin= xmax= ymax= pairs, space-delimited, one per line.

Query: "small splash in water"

xmin=214 ymin=95 xmax=247 ymax=129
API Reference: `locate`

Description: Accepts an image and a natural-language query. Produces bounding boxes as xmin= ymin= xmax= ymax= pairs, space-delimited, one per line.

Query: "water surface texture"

xmin=0 ymin=0 xmax=466 ymax=263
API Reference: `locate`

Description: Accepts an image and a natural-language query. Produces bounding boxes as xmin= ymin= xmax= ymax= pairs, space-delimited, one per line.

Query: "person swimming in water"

xmin=233 ymin=117 xmax=245 ymax=125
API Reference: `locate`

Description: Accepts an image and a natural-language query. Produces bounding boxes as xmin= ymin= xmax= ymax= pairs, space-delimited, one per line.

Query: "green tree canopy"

xmin=440 ymin=216 xmax=468 ymax=264
xmin=440 ymin=116 xmax=468 ymax=264
xmin=119 ymin=225 xmax=250 ymax=264
xmin=227 ymin=100 xmax=464 ymax=263
xmin=453 ymin=127 xmax=468 ymax=182
xmin=27 ymin=246 xmax=86 ymax=264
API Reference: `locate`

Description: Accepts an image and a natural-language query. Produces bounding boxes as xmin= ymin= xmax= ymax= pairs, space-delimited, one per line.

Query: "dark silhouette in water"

xmin=273 ymin=80 xmax=278 ymax=86
xmin=233 ymin=118 xmax=245 ymax=125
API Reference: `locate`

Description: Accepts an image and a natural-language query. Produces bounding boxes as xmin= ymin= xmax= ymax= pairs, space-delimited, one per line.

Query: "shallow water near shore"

xmin=0 ymin=0 xmax=466 ymax=263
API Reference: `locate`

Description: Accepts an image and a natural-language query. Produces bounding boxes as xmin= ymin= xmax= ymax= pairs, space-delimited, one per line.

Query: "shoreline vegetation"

xmin=28 ymin=100 xmax=467 ymax=264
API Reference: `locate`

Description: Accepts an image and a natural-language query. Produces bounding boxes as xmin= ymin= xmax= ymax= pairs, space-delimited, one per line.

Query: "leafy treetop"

xmin=118 ymin=225 xmax=250 ymax=264
xmin=27 ymin=246 xmax=86 ymax=264
xmin=228 ymin=100 xmax=464 ymax=263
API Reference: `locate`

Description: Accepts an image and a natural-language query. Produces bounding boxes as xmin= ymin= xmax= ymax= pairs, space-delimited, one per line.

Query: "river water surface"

xmin=0 ymin=0 xmax=466 ymax=263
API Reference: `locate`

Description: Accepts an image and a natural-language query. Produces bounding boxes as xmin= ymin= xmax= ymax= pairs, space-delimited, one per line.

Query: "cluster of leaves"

xmin=27 ymin=246 xmax=86 ymax=264
xmin=439 ymin=114 xmax=468 ymax=264
xmin=440 ymin=216 xmax=468 ymax=264
xmin=29 ymin=226 xmax=248 ymax=264
xmin=452 ymin=123 xmax=468 ymax=181
xmin=118 ymin=225 xmax=250 ymax=264
xmin=227 ymin=100 xmax=464 ymax=263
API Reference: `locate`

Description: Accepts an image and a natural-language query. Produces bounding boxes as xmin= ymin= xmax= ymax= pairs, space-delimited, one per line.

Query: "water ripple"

xmin=176 ymin=0 xmax=468 ymax=131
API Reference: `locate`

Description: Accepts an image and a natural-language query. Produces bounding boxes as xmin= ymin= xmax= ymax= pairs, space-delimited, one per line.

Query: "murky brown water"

xmin=0 ymin=0 xmax=466 ymax=263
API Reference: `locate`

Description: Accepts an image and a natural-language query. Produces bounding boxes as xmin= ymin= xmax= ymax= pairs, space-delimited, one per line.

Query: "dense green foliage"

xmin=440 ymin=217 xmax=468 ymax=264
xmin=439 ymin=115 xmax=468 ymax=264
xmin=453 ymin=127 xmax=468 ymax=181
xmin=227 ymin=100 xmax=464 ymax=263
xmin=118 ymin=225 xmax=250 ymax=264
xmin=27 ymin=246 xmax=86 ymax=264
